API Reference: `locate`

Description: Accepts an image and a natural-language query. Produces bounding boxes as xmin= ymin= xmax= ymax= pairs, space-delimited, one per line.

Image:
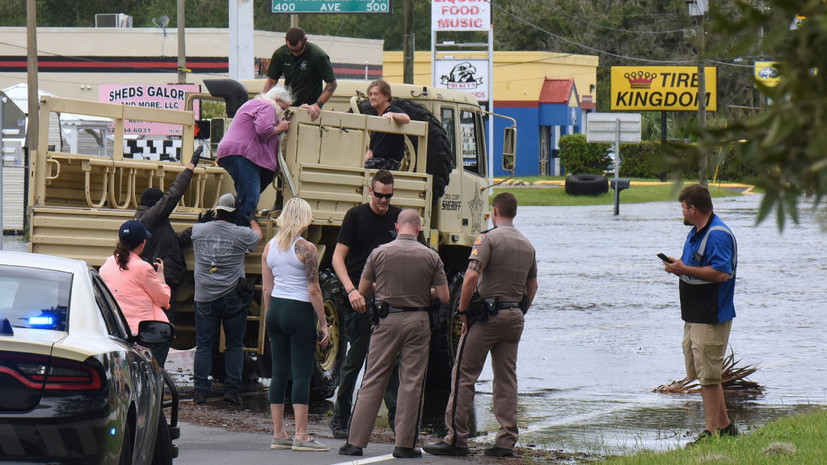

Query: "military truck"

xmin=27 ymin=79 xmax=516 ymax=415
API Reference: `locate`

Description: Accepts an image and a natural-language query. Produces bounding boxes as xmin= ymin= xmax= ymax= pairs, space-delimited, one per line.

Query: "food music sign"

xmin=431 ymin=0 xmax=490 ymax=31
xmin=610 ymin=66 xmax=717 ymax=112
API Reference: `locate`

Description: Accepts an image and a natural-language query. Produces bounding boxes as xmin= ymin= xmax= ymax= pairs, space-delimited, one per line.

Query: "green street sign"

xmin=272 ymin=0 xmax=391 ymax=14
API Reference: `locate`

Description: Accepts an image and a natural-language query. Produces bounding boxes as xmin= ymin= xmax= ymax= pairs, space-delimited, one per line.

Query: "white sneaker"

xmin=270 ymin=436 xmax=291 ymax=450
xmin=292 ymin=437 xmax=329 ymax=452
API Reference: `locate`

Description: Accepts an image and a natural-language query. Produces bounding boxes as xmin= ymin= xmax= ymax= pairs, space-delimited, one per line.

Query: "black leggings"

xmin=266 ymin=296 xmax=318 ymax=405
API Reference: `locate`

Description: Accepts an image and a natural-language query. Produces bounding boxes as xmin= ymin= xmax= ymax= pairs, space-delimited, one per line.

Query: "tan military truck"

xmin=27 ymin=80 xmax=516 ymax=416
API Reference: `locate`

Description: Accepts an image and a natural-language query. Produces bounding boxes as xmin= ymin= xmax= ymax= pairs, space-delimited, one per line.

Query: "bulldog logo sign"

xmin=441 ymin=62 xmax=484 ymax=88
xmin=435 ymin=59 xmax=489 ymax=101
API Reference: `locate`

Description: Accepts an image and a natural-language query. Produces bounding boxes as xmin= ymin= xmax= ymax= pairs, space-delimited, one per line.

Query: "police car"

xmin=0 ymin=251 xmax=178 ymax=464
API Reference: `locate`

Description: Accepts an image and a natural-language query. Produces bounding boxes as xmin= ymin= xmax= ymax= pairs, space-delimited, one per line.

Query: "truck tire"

xmin=565 ymin=174 xmax=609 ymax=196
xmin=311 ymin=270 xmax=348 ymax=400
xmin=422 ymin=271 xmax=468 ymax=434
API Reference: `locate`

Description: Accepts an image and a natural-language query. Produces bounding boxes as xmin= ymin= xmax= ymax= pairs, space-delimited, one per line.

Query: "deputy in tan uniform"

xmin=424 ymin=192 xmax=538 ymax=459
xmin=338 ymin=209 xmax=450 ymax=459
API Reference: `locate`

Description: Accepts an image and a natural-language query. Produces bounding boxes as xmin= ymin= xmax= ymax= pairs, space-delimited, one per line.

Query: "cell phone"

xmin=657 ymin=253 xmax=674 ymax=263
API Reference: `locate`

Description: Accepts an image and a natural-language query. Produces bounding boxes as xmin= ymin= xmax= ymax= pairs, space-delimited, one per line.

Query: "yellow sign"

xmin=611 ymin=66 xmax=717 ymax=111
xmin=754 ymin=61 xmax=780 ymax=87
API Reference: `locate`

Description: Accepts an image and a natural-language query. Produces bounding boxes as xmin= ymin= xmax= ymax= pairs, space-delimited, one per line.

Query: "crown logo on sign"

xmin=624 ymin=71 xmax=657 ymax=89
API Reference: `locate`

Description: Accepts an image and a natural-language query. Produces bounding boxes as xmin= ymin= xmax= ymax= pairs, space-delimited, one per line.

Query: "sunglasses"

xmin=373 ymin=191 xmax=394 ymax=199
xmin=288 ymin=40 xmax=307 ymax=54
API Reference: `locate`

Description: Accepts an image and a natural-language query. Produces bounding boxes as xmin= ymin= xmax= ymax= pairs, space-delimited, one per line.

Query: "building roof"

xmin=539 ymin=77 xmax=576 ymax=105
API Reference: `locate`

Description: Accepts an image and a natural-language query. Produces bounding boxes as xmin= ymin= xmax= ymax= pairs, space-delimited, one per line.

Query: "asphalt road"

xmin=174 ymin=422 xmax=472 ymax=465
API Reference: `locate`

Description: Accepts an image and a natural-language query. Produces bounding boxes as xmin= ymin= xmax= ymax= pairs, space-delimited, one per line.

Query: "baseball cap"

xmin=215 ymin=193 xmax=238 ymax=212
xmin=140 ymin=187 xmax=164 ymax=207
xmin=119 ymin=220 xmax=151 ymax=249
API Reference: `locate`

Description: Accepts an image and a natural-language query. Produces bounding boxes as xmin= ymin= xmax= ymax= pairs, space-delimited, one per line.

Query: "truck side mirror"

xmin=502 ymin=127 xmax=516 ymax=174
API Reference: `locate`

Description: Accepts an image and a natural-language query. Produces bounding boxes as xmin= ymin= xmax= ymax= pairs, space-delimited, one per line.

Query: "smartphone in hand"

xmin=657 ymin=253 xmax=674 ymax=263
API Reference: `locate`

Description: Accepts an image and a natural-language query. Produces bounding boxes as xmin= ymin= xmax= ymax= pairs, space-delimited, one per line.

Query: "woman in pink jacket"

xmin=100 ymin=220 xmax=172 ymax=366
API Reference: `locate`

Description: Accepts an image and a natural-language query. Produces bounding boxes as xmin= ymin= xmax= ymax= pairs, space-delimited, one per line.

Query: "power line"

xmin=489 ymin=1 xmax=695 ymax=65
xmin=554 ymin=10 xmax=693 ymax=35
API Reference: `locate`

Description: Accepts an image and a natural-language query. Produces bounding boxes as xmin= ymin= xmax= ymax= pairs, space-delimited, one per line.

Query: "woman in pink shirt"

xmin=100 ymin=220 xmax=172 ymax=365
xmin=217 ymin=86 xmax=293 ymax=226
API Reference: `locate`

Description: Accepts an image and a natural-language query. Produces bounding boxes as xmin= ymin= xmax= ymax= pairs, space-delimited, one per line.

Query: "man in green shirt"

xmin=264 ymin=27 xmax=337 ymax=121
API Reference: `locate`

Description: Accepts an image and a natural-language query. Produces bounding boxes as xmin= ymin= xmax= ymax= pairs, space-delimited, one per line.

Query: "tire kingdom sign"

xmin=271 ymin=0 xmax=391 ymax=13
xmin=610 ymin=66 xmax=717 ymax=112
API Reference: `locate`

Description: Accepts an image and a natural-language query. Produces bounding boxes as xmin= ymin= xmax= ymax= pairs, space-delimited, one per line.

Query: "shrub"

xmin=617 ymin=141 xmax=666 ymax=178
xmin=560 ymin=136 xmax=758 ymax=182
xmin=558 ymin=134 xmax=610 ymax=175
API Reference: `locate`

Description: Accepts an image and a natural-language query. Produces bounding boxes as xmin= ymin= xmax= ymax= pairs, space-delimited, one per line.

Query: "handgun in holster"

xmin=466 ymin=292 xmax=492 ymax=328
xmin=519 ymin=294 xmax=530 ymax=314
xmin=365 ymin=296 xmax=381 ymax=326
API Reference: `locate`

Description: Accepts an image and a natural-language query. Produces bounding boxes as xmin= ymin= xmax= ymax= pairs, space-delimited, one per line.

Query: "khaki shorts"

xmin=682 ymin=320 xmax=732 ymax=386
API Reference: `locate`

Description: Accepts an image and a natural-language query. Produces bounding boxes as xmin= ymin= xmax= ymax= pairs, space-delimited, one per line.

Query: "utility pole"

xmin=697 ymin=17 xmax=707 ymax=186
xmin=26 ymin=0 xmax=38 ymax=156
xmin=177 ymin=0 xmax=187 ymax=84
xmin=403 ymin=0 xmax=414 ymax=84
xmin=689 ymin=0 xmax=708 ymax=186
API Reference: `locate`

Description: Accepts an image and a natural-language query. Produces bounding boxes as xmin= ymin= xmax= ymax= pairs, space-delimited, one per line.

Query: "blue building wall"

xmin=488 ymin=105 xmax=539 ymax=177
xmin=487 ymin=103 xmax=590 ymax=177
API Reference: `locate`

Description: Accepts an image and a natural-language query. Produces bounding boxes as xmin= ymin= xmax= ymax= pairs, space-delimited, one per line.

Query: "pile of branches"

xmin=654 ymin=348 xmax=764 ymax=394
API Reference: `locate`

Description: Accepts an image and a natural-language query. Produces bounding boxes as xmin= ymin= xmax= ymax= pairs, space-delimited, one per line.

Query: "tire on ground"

xmin=310 ymin=270 xmax=348 ymax=400
xmin=565 ymin=174 xmax=609 ymax=196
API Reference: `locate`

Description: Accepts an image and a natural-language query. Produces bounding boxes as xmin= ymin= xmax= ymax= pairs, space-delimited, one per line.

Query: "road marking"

xmin=331 ymin=453 xmax=395 ymax=465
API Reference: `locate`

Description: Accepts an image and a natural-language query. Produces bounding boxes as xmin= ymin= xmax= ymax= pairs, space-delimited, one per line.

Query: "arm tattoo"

xmin=324 ymin=81 xmax=337 ymax=93
xmin=467 ymin=260 xmax=483 ymax=273
xmin=296 ymin=240 xmax=319 ymax=284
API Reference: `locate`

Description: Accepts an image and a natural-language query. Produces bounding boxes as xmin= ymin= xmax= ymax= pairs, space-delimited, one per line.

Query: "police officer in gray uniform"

xmin=339 ymin=209 xmax=450 ymax=459
xmin=424 ymin=193 xmax=538 ymax=458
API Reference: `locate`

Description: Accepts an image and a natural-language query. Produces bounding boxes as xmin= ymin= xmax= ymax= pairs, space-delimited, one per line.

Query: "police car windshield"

xmin=0 ymin=265 xmax=72 ymax=331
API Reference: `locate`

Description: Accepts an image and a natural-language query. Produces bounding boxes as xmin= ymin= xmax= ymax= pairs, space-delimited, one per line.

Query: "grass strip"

xmin=604 ymin=408 xmax=827 ymax=464
xmin=492 ymin=181 xmax=747 ymax=206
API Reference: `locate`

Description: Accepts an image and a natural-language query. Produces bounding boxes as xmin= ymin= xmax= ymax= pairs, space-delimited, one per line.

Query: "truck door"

xmin=433 ymin=103 xmax=489 ymax=241
xmin=457 ymin=106 xmax=488 ymax=235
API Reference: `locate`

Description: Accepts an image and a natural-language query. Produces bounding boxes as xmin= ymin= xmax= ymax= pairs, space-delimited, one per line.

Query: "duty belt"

xmin=387 ymin=305 xmax=429 ymax=313
xmin=495 ymin=302 xmax=521 ymax=310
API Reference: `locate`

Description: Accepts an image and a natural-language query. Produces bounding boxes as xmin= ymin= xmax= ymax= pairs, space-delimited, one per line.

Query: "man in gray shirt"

xmin=191 ymin=193 xmax=261 ymax=406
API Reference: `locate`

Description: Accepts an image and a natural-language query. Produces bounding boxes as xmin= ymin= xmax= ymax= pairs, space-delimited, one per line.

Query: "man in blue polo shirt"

xmin=661 ymin=184 xmax=738 ymax=446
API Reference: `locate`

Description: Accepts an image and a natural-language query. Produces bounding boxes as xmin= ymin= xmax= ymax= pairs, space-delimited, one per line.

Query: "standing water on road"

xmin=470 ymin=193 xmax=827 ymax=454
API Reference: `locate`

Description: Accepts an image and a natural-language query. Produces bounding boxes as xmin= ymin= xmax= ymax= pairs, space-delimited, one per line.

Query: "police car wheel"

xmin=151 ymin=411 xmax=173 ymax=465
xmin=119 ymin=413 xmax=135 ymax=465
xmin=565 ymin=174 xmax=609 ymax=196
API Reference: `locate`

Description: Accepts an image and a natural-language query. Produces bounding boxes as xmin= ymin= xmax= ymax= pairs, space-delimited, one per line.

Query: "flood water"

xmin=471 ymin=193 xmax=827 ymax=455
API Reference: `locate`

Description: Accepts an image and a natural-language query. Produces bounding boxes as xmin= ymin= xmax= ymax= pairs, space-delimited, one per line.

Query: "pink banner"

xmin=99 ymin=84 xmax=201 ymax=136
